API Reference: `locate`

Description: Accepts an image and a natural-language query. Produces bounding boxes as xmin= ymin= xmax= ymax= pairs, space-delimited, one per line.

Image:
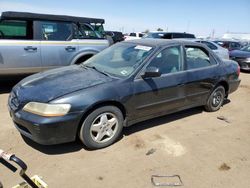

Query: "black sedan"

xmin=230 ymin=45 xmax=250 ymax=71
xmin=8 ymin=39 xmax=241 ymax=149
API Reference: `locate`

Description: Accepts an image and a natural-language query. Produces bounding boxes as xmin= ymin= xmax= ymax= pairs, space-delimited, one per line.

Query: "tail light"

xmin=237 ymin=65 xmax=240 ymax=76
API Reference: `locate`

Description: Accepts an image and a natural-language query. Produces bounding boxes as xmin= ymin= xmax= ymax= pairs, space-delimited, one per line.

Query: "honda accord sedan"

xmin=8 ymin=39 xmax=241 ymax=149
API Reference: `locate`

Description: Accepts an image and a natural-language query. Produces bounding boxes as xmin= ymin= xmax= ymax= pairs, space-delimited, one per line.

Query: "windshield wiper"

xmin=85 ymin=65 xmax=110 ymax=77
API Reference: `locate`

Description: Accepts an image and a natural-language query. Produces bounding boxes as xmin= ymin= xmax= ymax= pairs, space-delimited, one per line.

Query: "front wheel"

xmin=79 ymin=106 xmax=124 ymax=149
xmin=205 ymin=86 xmax=225 ymax=112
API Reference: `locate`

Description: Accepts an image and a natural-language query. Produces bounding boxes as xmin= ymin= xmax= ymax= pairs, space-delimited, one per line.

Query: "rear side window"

xmin=230 ymin=42 xmax=241 ymax=50
xmin=173 ymin=33 xmax=184 ymax=38
xmin=163 ymin=33 xmax=172 ymax=39
xmin=0 ymin=20 xmax=32 ymax=40
xmin=130 ymin=33 xmax=136 ymax=37
xmin=39 ymin=21 xmax=73 ymax=41
xmin=139 ymin=33 xmax=143 ymax=37
xmin=183 ymin=33 xmax=195 ymax=38
xmin=201 ymin=41 xmax=218 ymax=50
xmin=185 ymin=46 xmax=216 ymax=70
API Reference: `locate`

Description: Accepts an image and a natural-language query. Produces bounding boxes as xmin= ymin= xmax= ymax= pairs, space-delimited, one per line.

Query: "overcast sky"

xmin=0 ymin=0 xmax=250 ymax=37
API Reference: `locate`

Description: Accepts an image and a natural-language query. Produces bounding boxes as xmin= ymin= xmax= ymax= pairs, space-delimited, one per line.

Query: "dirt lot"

xmin=0 ymin=73 xmax=250 ymax=188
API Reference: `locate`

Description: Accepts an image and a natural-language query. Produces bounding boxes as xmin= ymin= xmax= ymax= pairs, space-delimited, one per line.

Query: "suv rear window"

xmin=0 ymin=20 xmax=32 ymax=40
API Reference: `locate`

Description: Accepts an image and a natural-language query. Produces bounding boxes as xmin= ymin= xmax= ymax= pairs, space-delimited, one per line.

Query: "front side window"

xmin=90 ymin=23 xmax=105 ymax=38
xmin=0 ymin=20 xmax=32 ymax=40
xmin=83 ymin=43 xmax=154 ymax=78
xmin=148 ymin=46 xmax=182 ymax=74
xmin=185 ymin=46 xmax=216 ymax=70
xmin=40 ymin=21 xmax=73 ymax=41
xmin=79 ymin=24 xmax=100 ymax=39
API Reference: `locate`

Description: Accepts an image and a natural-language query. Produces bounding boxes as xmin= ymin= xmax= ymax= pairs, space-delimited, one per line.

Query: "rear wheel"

xmin=205 ymin=86 xmax=225 ymax=112
xmin=79 ymin=106 xmax=123 ymax=149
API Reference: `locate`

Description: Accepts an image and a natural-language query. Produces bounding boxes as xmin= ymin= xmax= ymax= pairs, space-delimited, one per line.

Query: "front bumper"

xmin=9 ymin=108 xmax=83 ymax=145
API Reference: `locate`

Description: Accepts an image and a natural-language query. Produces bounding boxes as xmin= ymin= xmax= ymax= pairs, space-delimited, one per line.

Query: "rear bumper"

xmin=228 ymin=78 xmax=241 ymax=94
xmin=9 ymin=109 xmax=83 ymax=145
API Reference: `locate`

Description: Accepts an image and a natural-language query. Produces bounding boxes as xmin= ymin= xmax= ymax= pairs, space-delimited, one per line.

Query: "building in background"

xmin=223 ymin=33 xmax=250 ymax=41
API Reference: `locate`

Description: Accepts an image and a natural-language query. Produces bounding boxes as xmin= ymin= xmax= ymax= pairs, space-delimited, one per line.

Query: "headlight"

xmin=23 ymin=102 xmax=71 ymax=117
xmin=246 ymin=58 xmax=250 ymax=63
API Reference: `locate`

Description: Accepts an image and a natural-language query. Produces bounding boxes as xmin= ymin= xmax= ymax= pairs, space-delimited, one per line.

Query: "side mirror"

xmin=142 ymin=66 xmax=161 ymax=78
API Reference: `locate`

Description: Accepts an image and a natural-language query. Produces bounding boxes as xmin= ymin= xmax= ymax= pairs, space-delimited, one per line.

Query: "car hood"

xmin=13 ymin=65 xmax=114 ymax=103
xmin=230 ymin=50 xmax=250 ymax=58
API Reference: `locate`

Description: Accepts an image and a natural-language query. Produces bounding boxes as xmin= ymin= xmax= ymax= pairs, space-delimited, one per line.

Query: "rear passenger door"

xmin=35 ymin=21 xmax=79 ymax=70
xmin=184 ymin=45 xmax=219 ymax=106
xmin=0 ymin=20 xmax=42 ymax=74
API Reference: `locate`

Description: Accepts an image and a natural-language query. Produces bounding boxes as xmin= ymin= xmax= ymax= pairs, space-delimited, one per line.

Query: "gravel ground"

xmin=0 ymin=73 xmax=249 ymax=188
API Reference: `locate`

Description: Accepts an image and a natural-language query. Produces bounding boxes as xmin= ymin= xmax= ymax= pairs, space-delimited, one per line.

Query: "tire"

xmin=205 ymin=86 xmax=225 ymax=112
xmin=79 ymin=106 xmax=124 ymax=149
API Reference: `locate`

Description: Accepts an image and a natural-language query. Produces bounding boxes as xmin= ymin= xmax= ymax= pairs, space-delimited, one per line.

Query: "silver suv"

xmin=0 ymin=11 xmax=109 ymax=75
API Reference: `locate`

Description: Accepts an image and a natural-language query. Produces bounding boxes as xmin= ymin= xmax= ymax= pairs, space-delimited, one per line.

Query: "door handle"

xmin=24 ymin=46 xmax=37 ymax=51
xmin=65 ymin=46 xmax=76 ymax=51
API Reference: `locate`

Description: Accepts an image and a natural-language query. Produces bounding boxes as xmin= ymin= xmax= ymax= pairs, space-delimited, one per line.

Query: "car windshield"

xmin=83 ymin=42 xmax=155 ymax=78
xmin=241 ymin=45 xmax=250 ymax=52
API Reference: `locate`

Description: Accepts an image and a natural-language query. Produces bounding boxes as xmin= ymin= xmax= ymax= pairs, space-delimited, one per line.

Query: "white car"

xmin=196 ymin=40 xmax=229 ymax=59
xmin=124 ymin=32 xmax=144 ymax=41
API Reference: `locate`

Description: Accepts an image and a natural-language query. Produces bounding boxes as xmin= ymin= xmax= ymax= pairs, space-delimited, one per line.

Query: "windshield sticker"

xmin=134 ymin=45 xmax=152 ymax=51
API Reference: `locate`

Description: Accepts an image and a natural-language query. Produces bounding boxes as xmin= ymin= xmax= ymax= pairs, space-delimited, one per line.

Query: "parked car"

xmin=8 ymin=39 xmax=240 ymax=149
xmin=143 ymin=32 xmax=196 ymax=39
xmin=195 ymin=40 xmax=229 ymax=59
xmin=213 ymin=40 xmax=242 ymax=51
xmin=124 ymin=32 xmax=144 ymax=41
xmin=0 ymin=11 xmax=109 ymax=76
xmin=105 ymin=31 xmax=124 ymax=43
xmin=229 ymin=45 xmax=250 ymax=71
xmin=145 ymin=34 xmax=228 ymax=59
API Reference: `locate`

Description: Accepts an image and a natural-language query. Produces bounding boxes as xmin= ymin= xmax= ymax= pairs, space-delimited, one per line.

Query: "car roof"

xmin=123 ymin=39 xmax=203 ymax=48
xmin=0 ymin=11 xmax=105 ymax=24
